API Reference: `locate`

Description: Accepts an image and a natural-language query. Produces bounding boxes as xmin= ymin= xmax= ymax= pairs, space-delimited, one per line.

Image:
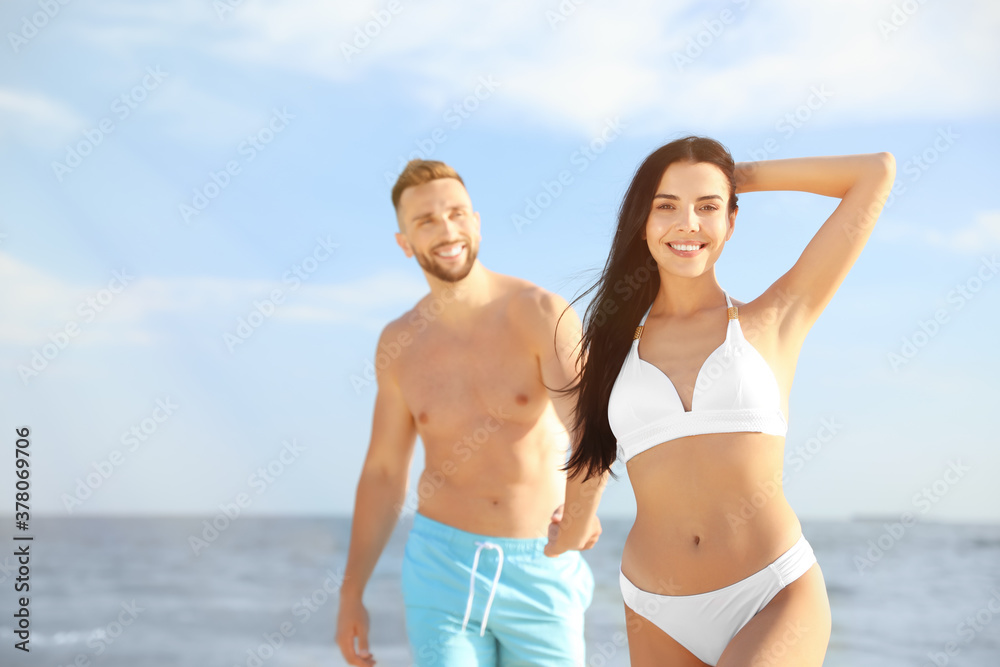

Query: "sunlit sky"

xmin=1 ymin=0 xmax=998 ymax=522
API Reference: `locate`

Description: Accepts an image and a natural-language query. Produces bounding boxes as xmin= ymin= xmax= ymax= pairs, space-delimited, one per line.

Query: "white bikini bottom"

xmin=619 ymin=533 xmax=816 ymax=665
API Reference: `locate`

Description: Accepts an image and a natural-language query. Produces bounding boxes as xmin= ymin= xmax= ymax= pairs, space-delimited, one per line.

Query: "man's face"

xmin=395 ymin=178 xmax=481 ymax=283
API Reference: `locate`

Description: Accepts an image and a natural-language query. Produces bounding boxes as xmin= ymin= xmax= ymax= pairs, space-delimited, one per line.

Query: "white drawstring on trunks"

xmin=461 ymin=540 xmax=505 ymax=636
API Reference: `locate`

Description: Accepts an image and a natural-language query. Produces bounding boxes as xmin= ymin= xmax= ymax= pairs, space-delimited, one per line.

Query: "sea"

xmin=1 ymin=517 xmax=998 ymax=666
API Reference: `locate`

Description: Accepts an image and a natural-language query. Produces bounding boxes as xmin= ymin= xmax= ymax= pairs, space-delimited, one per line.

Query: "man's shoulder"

xmin=377 ymin=298 xmax=429 ymax=343
xmin=378 ymin=310 xmax=411 ymax=341
xmin=500 ymin=276 xmax=572 ymax=340
xmin=501 ymin=276 xmax=556 ymax=313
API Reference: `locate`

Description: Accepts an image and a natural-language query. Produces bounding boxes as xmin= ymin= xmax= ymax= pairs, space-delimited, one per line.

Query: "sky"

xmin=1 ymin=0 xmax=998 ymax=523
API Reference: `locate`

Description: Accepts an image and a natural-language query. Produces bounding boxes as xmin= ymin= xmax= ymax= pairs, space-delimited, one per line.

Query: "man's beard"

xmin=414 ymin=241 xmax=478 ymax=283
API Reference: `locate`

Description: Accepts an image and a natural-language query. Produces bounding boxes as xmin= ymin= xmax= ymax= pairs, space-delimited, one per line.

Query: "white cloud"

xmin=29 ymin=0 xmax=999 ymax=140
xmin=878 ymin=211 xmax=1000 ymax=253
xmin=0 ymin=88 xmax=82 ymax=148
xmin=144 ymin=75 xmax=267 ymax=144
xmin=216 ymin=0 xmax=1000 ymax=131
xmin=0 ymin=252 xmax=428 ymax=346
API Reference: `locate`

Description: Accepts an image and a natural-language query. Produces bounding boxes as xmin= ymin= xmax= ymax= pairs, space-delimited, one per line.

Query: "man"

xmin=336 ymin=159 xmax=607 ymax=666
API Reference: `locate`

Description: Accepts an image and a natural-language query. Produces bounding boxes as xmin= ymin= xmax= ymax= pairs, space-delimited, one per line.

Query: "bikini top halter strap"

xmin=633 ymin=290 xmax=737 ymax=342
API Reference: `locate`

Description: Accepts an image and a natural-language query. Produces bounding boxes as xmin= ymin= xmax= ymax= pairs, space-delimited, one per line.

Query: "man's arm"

xmin=515 ymin=288 xmax=608 ymax=555
xmin=336 ymin=325 xmax=418 ymax=667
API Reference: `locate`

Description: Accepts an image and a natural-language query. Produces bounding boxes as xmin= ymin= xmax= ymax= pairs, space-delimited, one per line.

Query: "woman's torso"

xmin=617 ymin=294 xmax=807 ymax=595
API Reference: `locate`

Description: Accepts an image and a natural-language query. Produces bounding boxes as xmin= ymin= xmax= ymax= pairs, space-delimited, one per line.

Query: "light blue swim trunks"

xmin=401 ymin=512 xmax=595 ymax=666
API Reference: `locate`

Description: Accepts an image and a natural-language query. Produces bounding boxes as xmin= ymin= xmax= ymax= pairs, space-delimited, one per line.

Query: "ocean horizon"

xmin=1 ymin=516 xmax=998 ymax=666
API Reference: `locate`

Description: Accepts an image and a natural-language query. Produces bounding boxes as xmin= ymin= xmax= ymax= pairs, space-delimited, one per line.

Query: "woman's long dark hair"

xmin=558 ymin=135 xmax=739 ymax=481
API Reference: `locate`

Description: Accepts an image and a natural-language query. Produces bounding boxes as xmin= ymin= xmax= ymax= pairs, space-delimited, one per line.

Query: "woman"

xmin=547 ymin=136 xmax=895 ymax=665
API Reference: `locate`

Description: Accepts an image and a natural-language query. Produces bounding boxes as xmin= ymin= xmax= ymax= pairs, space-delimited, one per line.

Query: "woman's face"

xmin=643 ymin=160 xmax=735 ymax=279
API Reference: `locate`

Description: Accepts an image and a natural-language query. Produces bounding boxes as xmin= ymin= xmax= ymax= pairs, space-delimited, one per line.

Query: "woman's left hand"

xmin=544 ymin=503 xmax=602 ymax=556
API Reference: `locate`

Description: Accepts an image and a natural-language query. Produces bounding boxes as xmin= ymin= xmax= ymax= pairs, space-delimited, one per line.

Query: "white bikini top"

xmin=608 ymin=290 xmax=788 ymax=462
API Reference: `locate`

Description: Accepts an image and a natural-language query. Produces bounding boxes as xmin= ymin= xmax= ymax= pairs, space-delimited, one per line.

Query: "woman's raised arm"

xmin=736 ymin=153 xmax=896 ymax=344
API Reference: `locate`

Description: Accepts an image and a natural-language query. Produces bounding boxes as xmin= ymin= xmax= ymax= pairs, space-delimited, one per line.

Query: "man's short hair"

xmin=391 ymin=160 xmax=466 ymax=212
